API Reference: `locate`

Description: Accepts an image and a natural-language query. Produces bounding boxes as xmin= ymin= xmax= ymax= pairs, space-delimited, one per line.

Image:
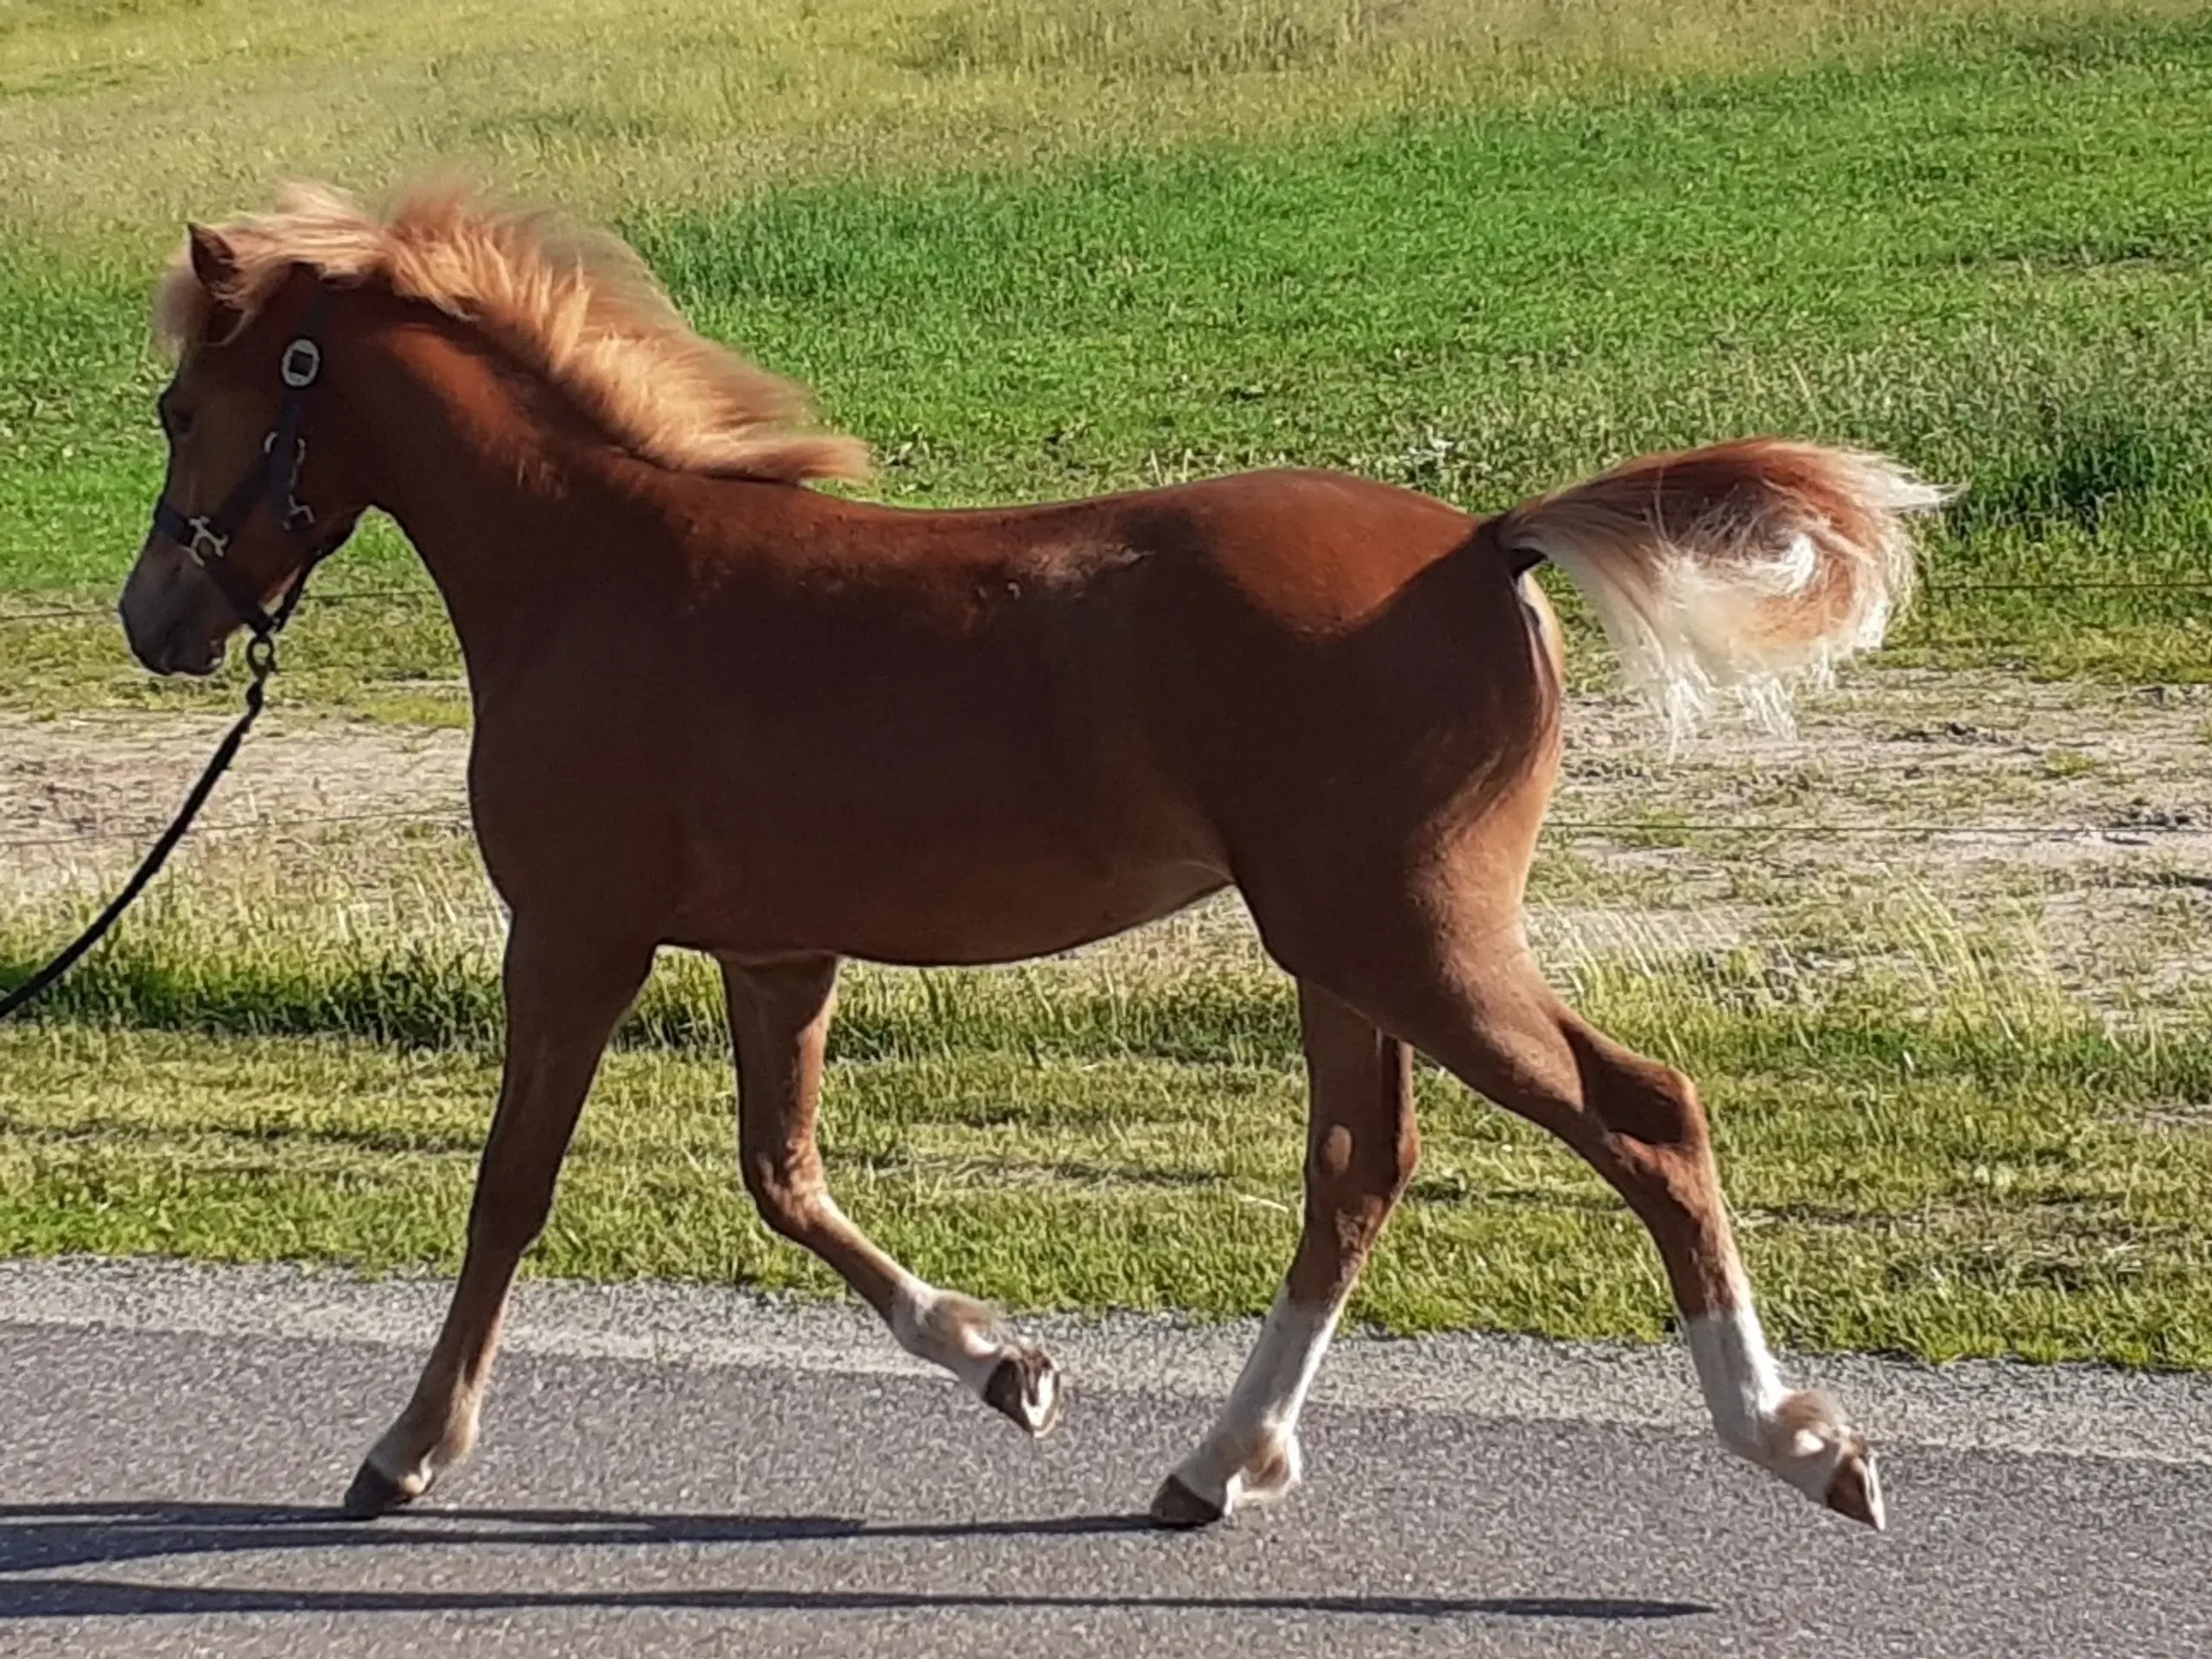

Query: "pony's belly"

xmin=661 ymin=721 xmax=1230 ymax=963
xmin=671 ymin=841 xmax=1230 ymax=967
xmin=855 ymin=860 xmax=1231 ymax=966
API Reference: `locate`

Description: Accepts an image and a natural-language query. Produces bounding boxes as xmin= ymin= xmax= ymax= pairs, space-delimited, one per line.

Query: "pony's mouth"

xmin=119 ymin=548 xmax=243 ymax=677
xmin=130 ymin=613 xmax=226 ymax=677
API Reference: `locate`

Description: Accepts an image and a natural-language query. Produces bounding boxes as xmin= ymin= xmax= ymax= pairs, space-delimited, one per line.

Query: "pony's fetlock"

xmin=1738 ymin=1389 xmax=1885 ymax=1531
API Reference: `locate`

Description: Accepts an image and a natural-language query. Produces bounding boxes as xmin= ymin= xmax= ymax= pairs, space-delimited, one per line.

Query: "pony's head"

xmin=119 ymin=178 xmax=873 ymax=675
xmin=119 ymin=224 xmax=366 ymax=675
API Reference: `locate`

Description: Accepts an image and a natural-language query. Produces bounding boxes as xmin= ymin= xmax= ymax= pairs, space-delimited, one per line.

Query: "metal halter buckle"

xmin=279 ymin=338 xmax=321 ymax=390
xmin=184 ymin=516 xmax=229 ymax=565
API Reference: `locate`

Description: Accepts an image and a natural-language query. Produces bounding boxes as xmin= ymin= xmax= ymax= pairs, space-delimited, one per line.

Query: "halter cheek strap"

xmin=149 ymin=286 xmax=340 ymax=638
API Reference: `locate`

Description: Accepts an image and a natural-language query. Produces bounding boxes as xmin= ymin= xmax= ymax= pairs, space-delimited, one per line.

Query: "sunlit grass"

xmin=2 ymin=0 xmax=2180 ymax=244
xmin=3 ymin=869 xmax=2208 ymax=1363
xmin=2 ymin=722 xmax=2203 ymax=1364
xmin=6 ymin=6 xmax=2210 ymax=690
xmin=4 ymin=0 xmax=2210 ymax=1366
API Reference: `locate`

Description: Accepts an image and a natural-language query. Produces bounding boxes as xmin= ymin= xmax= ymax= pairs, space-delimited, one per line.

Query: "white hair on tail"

xmin=1492 ymin=441 xmax=1951 ymax=739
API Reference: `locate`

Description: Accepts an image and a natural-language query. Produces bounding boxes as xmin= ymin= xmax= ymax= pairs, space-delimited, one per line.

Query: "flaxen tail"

xmin=1490 ymin=439 xmax=1949 ymax=734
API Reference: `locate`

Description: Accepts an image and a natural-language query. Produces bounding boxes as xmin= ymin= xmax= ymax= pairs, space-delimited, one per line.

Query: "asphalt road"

xmin=2 ymin=1261 xmax=2209 ymax=1657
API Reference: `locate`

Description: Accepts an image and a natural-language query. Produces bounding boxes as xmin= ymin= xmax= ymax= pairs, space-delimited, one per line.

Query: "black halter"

xmin=2 ymin=290 xmax=347 ymax=1023
xmin=149 ymin=286 xmax=340 ymax=639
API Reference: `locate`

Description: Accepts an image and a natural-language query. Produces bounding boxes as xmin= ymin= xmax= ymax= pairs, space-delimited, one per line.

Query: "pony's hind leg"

xmin=721 ymin=955 xmax=1063 ymax=1436
xmin=1151 ymin=979 xmax=1418 ymax=1527
xmin=1374 ymin=941 xmax=1885 ymax=1529
xmin=345 ymin=918 xmax=654 ymax=1516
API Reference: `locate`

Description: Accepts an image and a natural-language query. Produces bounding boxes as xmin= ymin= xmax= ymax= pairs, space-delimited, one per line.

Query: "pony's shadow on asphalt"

xmin=0 ymin=1500 xmax=1709 ymax=1623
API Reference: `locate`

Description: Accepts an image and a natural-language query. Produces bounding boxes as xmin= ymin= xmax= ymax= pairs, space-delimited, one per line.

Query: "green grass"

xmin=4 ymin=6 xmax=2212 ymax=710
xmin=2 ymin=0 xmax=2171 ymax=244
xmin=5 ymin=863 xmax=2211 ymax=1365
xmin=3 ymin=938 xmax=2208 ymax=1364
xmin=4 ymin=1 xmax=2210 ymax=1367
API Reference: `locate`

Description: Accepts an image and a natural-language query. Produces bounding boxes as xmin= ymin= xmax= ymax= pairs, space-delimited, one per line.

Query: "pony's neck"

xmin=341 ymin=307 xmax=658 ymax=688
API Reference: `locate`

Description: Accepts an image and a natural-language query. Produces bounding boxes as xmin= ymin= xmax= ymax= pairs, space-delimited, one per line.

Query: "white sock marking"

xmin=1688 ymin=1294 xmax=1862 ymax=1505
xmin=1686 ymin=1300 xmax=1786 ymax=1461
xmin=1173 ymin=1289 xmax=1338 ymax=1507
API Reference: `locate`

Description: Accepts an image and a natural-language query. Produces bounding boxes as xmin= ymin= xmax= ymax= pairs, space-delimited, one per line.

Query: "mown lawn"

xmin=3 ymin=862 xmax=2209 ymax=1366
xmin=3 ymin=0 xmax=2209 ymax=1365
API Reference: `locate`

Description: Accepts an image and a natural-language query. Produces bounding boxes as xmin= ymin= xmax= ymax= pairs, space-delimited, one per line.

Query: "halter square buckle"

xmin=280 ymin=338 xmax=321 ymax=389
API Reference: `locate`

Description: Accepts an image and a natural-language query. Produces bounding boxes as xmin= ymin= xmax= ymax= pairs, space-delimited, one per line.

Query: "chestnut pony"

xmin=119 ymin=181 xmax=1942 ymax=1532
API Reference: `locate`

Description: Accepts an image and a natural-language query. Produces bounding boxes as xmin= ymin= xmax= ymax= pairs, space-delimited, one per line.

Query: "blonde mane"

xmin=154 ymin=179 xmax=870 ymax=486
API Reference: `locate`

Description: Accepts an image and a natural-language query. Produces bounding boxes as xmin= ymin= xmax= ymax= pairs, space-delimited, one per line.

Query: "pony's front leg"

xmin=342 ymin=920 xmax=654 ymax=1516
xmin=721 ymin=954 xmax=1064 ymax=1436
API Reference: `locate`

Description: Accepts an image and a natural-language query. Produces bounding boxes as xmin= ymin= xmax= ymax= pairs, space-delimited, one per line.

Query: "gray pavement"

xmin=1 ymin=1258 xmax=2208 ymax=1656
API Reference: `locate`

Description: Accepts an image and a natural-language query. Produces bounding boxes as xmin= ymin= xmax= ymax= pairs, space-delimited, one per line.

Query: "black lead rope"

xmin=0 ymin=637 xmax=280 ymax=1021
xmin=0 ymin=289 xmax=337 ymax=1022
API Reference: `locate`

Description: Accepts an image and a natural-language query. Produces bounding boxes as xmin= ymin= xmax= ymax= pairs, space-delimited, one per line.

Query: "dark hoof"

xmin=1824 ymin=1446 xmax=1887 ymax=1532
xmin=982 ymin=1346 xmax=1064 ymax=1437
xmin=1147 ymin=1472 xmax=1224 ymax=1529
xmin=340 ymin=1460 xmax=415 ymax=1519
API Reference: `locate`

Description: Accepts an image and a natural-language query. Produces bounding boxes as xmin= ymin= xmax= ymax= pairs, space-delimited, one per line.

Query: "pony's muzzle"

xmin=118 ymin=543 xmax=231 ymax=677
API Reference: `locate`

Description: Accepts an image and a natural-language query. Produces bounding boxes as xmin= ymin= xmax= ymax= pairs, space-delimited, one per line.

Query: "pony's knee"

xmin=468 ymin=1184 xmax=556 ymax=1256
xmin=1586 ymin=1044 xmax=1707 ymax=1150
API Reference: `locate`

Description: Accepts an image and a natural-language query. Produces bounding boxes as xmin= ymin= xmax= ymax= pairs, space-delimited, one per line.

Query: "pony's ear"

xmin=187 ymin=224 xmax=240 ymax=297
xmin=181 ymin=224 xmax=251 ymax=345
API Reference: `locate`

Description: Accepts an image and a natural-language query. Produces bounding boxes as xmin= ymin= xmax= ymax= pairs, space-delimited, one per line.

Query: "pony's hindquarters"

xmin=1158 ymin=442 xmax=1927 ymax=1531
xmin=1487 ymin=439 xmax=1948 ymax=734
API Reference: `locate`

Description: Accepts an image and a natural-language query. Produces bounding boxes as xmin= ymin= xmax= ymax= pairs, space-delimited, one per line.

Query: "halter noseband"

xmin=149 ymin=285 xmax=341 ymax=640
